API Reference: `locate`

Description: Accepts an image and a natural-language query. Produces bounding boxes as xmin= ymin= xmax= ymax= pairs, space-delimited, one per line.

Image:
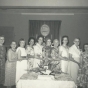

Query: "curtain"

xmin=29 ymin=20 xmax=61 ymax=41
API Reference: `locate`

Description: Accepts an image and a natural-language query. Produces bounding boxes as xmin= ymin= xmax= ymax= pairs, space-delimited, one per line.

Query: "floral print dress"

xmin=26 ymin=45 xmax=35 ymax=70
xmin=77 ymin=52 xmax=88 ymax=88
xmin=50 ymin=47 xmax=61 ymax=73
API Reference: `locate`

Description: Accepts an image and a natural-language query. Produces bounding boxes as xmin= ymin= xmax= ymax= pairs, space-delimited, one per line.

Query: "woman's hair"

xmin=45 ymin=38 xmax=51 ymax=44
xmin=37 ymin=35 xmax=44 ymax=42
xmin=53 ymin=39 xmax=58 ymax=42
xmin=74 ymin=38 xmax=80 ymax=42
xmin=6 ymin=40 xmax=17 ymax=51
xmin=61 ymin=35 xmax=69 ymax=45
xmin=53 ymin=39 xmax=59 ymax=45
xmin=83 ymin=43 xmax=88 ymax=52
xmin=0 ymin=35 xmax=5 ymax=45
xmin=11 ymin=40 xmax=17 ymax=44
xmin=18 ymin=38 xmax=26 ymax=47
xmin=73 ymin=37 xmax=81 ymax=46
xmin=28 ymin=37 xmax=35 ymax=45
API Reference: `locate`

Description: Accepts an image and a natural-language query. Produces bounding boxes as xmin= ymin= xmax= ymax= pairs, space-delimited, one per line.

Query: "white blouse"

xmin=59 ymin=45 xmax=69 ymax=58
xmin=33 ymin=43 xmax=43 ymax=57
xmin=16 ymin=47 xmax=27 ymax=57
xmin=69 ymin=44 xmax=81 ymax=63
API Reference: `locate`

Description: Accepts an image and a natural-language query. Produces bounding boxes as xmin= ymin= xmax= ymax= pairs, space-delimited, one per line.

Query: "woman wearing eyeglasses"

xmin=4 ymin=41 xmax=17 ymax=88
xmin=50 ymin=39 xmax=60 ymax=73
xmin=69 ymin=38 xmax=82 ymax=83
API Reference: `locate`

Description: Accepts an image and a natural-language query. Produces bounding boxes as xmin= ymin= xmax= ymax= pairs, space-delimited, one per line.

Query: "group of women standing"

xmin=0 ymin=35 xmax=88 ymax=88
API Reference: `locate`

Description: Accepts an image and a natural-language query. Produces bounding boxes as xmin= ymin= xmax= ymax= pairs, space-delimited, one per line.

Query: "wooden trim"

xmin=0 ymin=6 xmax=88 ymax=9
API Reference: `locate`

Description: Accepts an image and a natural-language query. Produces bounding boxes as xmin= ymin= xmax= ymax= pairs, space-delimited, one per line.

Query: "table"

xmin=17 ymin=78 xmax=77 ymax=88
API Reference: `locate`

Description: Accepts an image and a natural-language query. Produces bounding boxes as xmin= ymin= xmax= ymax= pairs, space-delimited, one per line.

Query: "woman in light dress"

xmin=69 ymin=38 xmax=82 ymax=83
xmin=4 ymin=41 xmax=17 ymax=88
xmin=26 ymin=37 xmax=35 ymax=70
xmin=33 ymin=35 xmax=44 ymax=68
xmin=16 ymin=39 xmax=27 ymax=83
xmin=59 ymin=36 xmax=69 ymax=74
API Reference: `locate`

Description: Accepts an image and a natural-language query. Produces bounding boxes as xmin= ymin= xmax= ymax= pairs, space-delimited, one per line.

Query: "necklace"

xmin=11 ymin=48 xmax=16 ymax=52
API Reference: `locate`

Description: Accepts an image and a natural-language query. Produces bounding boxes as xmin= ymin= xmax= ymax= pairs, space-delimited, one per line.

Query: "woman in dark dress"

xmin=0 ymin=35 xmax=6 ymax=85
xmin=43 ymin=38 xmax=52 ymax=58
xmin=42 ymin=38 xmax=52 ymax=66
xmin=50 ymin=39 xmax=60 ymax=73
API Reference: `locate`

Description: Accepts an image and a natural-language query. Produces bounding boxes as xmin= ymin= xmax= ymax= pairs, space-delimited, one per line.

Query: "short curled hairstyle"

xmin=83 ymin=43 xmax=88 ymax=51
xmin=18 ymin=38 xmax=26 ymax=47
xmin=28 ymin=37 xmax=35 ymax=45
xmin=74 ymin=38 xmax=80 ymax=42
xmin=45 ymin=38 xmax=51 ymax=44
xmin=37 ymin=35 xmax=44 ymax=42
xmin=10 ymin=40 xmax=17 ymax=48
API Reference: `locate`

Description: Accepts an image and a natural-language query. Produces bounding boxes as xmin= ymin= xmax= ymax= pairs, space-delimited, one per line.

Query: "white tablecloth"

xmin=17 ymin=79 xmax=77 ymax=88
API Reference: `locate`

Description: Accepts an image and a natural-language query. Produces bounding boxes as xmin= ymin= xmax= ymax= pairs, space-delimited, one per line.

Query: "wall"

xmin=0 ymin=0 xmax=88 ymax=7
xmin=0 ymin=11 xmax=88 ymax=48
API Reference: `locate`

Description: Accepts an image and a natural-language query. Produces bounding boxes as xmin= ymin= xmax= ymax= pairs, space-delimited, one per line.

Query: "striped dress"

xmin=4 ymin=49 xmax=17 ymax=86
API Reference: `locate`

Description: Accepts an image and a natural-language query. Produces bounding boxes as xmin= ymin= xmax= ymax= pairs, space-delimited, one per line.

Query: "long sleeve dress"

xmin=0 ymin=45 xmax=6 ymax=85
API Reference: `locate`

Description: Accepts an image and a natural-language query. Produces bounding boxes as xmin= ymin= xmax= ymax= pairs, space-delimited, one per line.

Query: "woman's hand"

xmin=63 ymin=57 xmax=69 ymax=60
xmin=17 ymin=59 xmax=22 ymax=61
xmin=35 ymin=54 xmax=42 ymax=60
xmin=27 ymin=54 xmax=35 ymax=58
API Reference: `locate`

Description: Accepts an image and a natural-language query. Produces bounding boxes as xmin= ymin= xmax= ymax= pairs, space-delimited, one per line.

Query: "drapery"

xmin=29 ymin=20 xmax=61 ymax=41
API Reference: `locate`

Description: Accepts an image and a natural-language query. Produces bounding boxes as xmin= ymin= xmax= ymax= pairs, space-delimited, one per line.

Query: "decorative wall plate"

xmin=40 ymin=24 xmax=50 ymax=37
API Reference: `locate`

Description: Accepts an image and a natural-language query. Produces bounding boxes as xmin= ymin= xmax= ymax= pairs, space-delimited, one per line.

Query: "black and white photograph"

xmin=0 ymin=0 xmax=88 ymax=88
